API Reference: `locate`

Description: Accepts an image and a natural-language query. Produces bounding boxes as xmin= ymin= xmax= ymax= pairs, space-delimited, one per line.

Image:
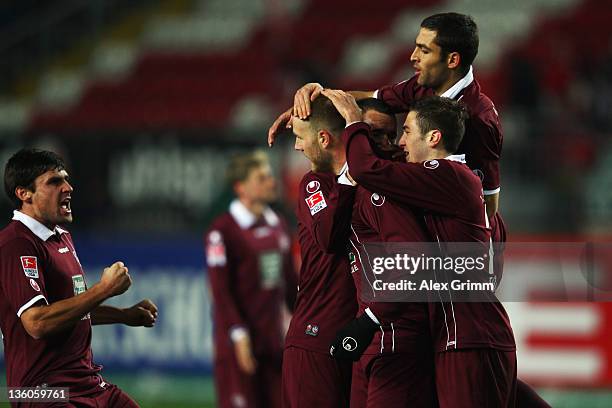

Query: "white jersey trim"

xmin=229 ymin=200 xmax=279 ymax=229
xmin=17 ymin=294 xmax=48 ymax=317
xmin=441 ymin=66 xmax=474 ymax=100
xmin=483 ymin=187 xmax=501 ymax=195
xmin=12 ymin=210 xmax=67 ymax=242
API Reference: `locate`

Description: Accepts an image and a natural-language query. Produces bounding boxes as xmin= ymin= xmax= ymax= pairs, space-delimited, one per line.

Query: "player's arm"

xmin=20 ymin=262 xmax=131 ymax=340
xmin=205 ymin=229 xmax=257 ymax=374
xmin=299 ymin=174 xmax=356 ymax=253
xmin=323 ymin=88 xmax=464 ymax=215
xmin=268 ymin=85 xmax=374 ymax=146
xmin=485 ymin=194 xmax=498 ymax=218
xmin=91 ymin=299 xmax=158 ymax=327
xmin=468 ymin=111 xmax=503 ymax=218
xmin=281 ymin=235 xmax=298 ymax=312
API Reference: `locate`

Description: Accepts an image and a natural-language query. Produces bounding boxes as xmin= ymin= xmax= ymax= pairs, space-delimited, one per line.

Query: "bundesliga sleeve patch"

xmin=20 ymin=256 xmax=39 ymax=278
xmin=207 ymin=230 xmax=227 ymax=267
xmin=305 ymin=191 xmax=327 ymax=216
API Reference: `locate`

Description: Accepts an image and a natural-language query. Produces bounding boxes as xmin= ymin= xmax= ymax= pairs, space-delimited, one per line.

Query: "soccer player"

xmin=283 ymin=95 xmax=358 ymax=408
xmin=0 ymin=148 xmax=158 ymax=407
xmin=338 ymin=99 xmax=437 ymax=408
xmin=271 ymin=12 xmax=550 ymax=406
xmin=270 ymin=12 xmax=506 ymax=284
xmin=205 ymin=151 xmax=297 ymax=408
xmin=323 ymin=90 xmax=517 ymax=407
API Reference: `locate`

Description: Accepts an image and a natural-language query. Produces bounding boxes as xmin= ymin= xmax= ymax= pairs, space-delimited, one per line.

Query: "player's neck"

xmin=239 ymin=198 xmax=265 ymax=218
xmin=433 ymin=70 xmax=464 ymax=95
xmin=19 ymin=206 xmax=55 ymax=230
xmin=331 ymin=150 xmax=346 ymax=175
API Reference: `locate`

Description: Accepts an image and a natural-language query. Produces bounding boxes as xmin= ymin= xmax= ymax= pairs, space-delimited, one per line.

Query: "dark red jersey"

xmin=285 ymin=171 xmax=358 ymax=354
xmin=376 ymin=71 xmax=503 ymax=196
xmin=0 ymin=211 xmax=104 ymax=396
xmin=343 ymin=123 xmax=515 ymax=352
xmin=350 ymin=185 xmax=431 ymax=354
xmin=205 ymin=201 xmax=297 ymax=358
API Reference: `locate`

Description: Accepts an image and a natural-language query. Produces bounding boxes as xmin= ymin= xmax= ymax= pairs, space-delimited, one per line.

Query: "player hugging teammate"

xmin=268 ymin=11 xmax=551 ymax=408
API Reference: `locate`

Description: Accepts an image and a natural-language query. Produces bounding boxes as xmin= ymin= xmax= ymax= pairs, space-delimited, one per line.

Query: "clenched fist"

xmin=100 ymin=261 xmax=132 ymax=297
xmin=124 ymin=299 xmax=158 ymax=327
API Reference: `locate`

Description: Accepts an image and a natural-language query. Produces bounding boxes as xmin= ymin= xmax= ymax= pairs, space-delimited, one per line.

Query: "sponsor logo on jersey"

xmin=29 ymin=278 xmax=40 ymax=292
xmin=306 ymin=180 xmax=320 ymax=194
xmin=207 ymin=230 xmax=227 ymax=267
xmin=305 ymin=191 xmax=327 ymax=216
xmin=370 ymin=193 xmax=385 ymax=207
xmin=58 ymin=247 xmax=70 ymax=254
xmin=305 ymin=324 xmax=319 ymax=337
xmin=72 ymin=274 xmax=87 ymax=296
xmin=424 ymin=160 xmax=439 ymax=170
xmin=20 ymin=256 xmax=39 ymax=278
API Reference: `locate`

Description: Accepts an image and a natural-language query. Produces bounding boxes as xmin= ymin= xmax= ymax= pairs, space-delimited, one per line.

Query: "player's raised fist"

xmin=100 ymin=261 xmax=132 ymax=297
xmin=124 ymin=299 xmax=158 ymax=327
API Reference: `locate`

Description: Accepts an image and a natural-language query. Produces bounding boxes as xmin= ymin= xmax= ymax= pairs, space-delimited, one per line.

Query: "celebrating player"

xmin=271 ymin=11 xmax=550 ymax=406
xmin=205 ymin=151 xmax=297 ymax=408
xmin=282 ymin=95 xmax=358 ymax=407
xmin=0 ymin=148 xmax=158 ymax=407
xmin=325 ymin=90 xmax=517 ymax=407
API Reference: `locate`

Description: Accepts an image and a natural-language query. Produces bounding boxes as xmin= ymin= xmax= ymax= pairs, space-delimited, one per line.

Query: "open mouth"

xmin=60 ymin=196 xmax=72 ymax=215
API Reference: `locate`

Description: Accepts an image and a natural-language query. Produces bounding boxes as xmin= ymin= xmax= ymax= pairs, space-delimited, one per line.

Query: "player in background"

xmin=0 ymin=148 xmax=158 ymax=407
xmin=283 ymin=95 xmax=357 ymax=407
xmin=324 ymin=91 xmax=516 ymax=407
xmin=270 ymin=12 xmax=550 ymax=407
xmin=205 ymin=151 xmax=297 ymax=408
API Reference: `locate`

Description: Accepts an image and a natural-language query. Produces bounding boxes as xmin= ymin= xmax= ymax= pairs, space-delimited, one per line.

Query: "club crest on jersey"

xmin=424 ymin=160 xmax=439 ymax=170
xmin=29 ymin=278 xmax=40 ymax=292
xmin=306 ymin=180 xmax=320 ymax=194
xmin=370 ymin=193 xmax=385 ymax=207
xmin=20 ymin=256 xmax=39 ymax=278
xmin=305 ymin=324 xmax=319 ymax=337
xmin=473 ymin=168 xmax=484 ymax=182
xmin=305 ymin=191 xmax=327 ymax=216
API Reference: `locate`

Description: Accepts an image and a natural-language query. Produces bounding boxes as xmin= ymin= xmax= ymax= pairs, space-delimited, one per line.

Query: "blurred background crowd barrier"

xmin=1 ymin=0 xmax=611 ymax=406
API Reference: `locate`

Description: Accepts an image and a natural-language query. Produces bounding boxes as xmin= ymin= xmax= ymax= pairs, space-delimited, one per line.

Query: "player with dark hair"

xmin=324 ymin=90 xmax=516 ymax=407
xmin=336 ymin=99 xmax=437 ymax=408
xmin=205 ymin=150 xmax=297 ymax=408
xmin=283 ymin=95 xmax=357 ymax=407
xmin=0 ymin=148 xmax=157 ymax=407
xmin=271 ymin=11 xmax=550 ymax=406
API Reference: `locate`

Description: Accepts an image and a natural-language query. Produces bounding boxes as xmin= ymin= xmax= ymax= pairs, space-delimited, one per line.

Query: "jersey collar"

xmin=445 ymin=154 xmax=467 ymax=163
xmin=12 ymin=210 xmax=67 ymax=241
xmin=440 ymin=66 xmax=474 ymax=100
xmin=229 ymin=199 xmax=279 ymax=230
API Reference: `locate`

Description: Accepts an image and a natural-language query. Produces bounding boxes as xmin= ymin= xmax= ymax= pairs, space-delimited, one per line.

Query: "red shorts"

xmin=214 ymin=352 xmax=282 ymax=408
xmin=435 ymin=348 xmax=517 ymax=408
xmin=351 ymin=351 xmax=436 ymax=408
xmin=21 ymin=383 xmax=138 ymax=408
xmin=282 ymin=346 xmax=352 ymax=408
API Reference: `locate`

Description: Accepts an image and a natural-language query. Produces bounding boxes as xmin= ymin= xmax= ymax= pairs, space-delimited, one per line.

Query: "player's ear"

xmin=447 ymin=52 xmax=460 ymax=69
xmin=428 ymin=130 xmax=442 ymax=148
xmin=15 ymin=187 xmax=33 ymax=204
xmin=318 ymin=130 xmax=332 ymax=149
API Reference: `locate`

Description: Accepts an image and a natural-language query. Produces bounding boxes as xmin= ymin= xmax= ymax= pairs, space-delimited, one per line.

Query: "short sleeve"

xmin=0 ymin=238 xmax=49 ymax=317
